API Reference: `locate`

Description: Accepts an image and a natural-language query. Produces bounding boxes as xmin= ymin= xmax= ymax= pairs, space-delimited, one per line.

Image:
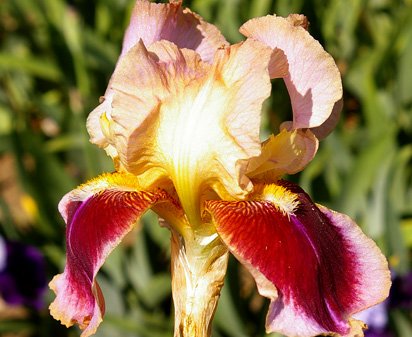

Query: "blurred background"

xmin=0 ymin=0 xmax=411 ymax=336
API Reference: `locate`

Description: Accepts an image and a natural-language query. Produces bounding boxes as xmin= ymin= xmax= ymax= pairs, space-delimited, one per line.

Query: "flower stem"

xmin=171 ymin=226 xmax=229 ymax=337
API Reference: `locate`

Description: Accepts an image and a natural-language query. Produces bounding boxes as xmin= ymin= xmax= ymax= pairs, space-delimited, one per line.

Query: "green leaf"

xmin=214 ymin=282 xmax=248 ymax=337
xmin=392 ymin=309 xmax=412 ymax=337
xmin=337 ymin=130 xmax=395 ymax=218
xmin=0 ymin=54 xmax=61 ymax=81
xmin=249 ymin=0 xmax=272 ymax=18
xmin=401 ymin=218 xmax=412 ymax=248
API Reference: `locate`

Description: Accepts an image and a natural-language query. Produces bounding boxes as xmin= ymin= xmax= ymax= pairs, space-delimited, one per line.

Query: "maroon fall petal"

xmin=205 ymin=181 xmax=390 ymax=337
xmin=49 ymin=174 xmax=169 ymax=337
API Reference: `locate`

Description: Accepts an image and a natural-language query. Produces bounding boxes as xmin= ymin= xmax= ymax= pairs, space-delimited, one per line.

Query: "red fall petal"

xmin=49 ymin=173 xmax=170 ymax=337
xmin=205 ymin=181 xmax=390 ymax=337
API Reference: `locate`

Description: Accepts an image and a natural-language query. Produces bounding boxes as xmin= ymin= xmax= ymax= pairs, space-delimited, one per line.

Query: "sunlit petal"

xmin=49 ymin=172 xmax=171 ymax=337
xmin=88 ymin=40 xmax=208 ymax=183
xmin=89 ymin=39 xmax=272 ymax=224
xmin=247 ymin=128 xmax=318 ymax=181
xmin=205 ymin=181 xmax=390 ymax=337
xmin=240 ymin=15 xmax=343 ymax=131
xmin=156 ymin=39 xmax=272 ymax=223
xmin=87 ymin=0 xmax=227 ymax=155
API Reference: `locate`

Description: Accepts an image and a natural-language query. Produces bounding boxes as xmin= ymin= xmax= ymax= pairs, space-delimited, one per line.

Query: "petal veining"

xmin=49 ymin=172 xmax=171 ymax=337
xmin=90 ymin=39 xmax=272 ymax=225
xmin=240 ymin=15 xmax=343 ymax=131
xmin=205 ymin=181 xmax=390 ymax=337
xmin=157 ymin=39 xmax=272 ymax=223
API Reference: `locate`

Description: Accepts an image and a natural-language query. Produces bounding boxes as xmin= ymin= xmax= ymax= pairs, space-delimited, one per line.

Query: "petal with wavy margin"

xmin=122 ymin=0 xmax=227 ymax=62
xmin=87 ymin=0 xmax=227 ymax=152
xmin=240 ymin=15 xmax=343 ymax=131
xmin=91 ymin=39 xmax=272 ymax=224
xmin=49 ymin=172 xmax=171 ymax=337
xmin=154 ymin=39 xmax=272 ymax=222
xmin=205 ymin=181 xmax=390 ymax=337
xmin=88 ymin=40 xmax=209 ymax=188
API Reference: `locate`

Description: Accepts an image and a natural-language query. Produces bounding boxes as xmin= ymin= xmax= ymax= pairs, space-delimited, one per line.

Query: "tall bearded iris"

xmin=49 ymin=1 xmax=391 ymax=337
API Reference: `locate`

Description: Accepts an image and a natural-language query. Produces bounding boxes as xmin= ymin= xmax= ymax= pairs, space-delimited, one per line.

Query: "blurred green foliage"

xmin=0 ymin=0 xmax=411 ymax=336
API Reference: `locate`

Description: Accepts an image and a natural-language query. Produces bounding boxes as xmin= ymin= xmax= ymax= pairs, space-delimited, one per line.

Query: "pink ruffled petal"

xmin=240 ymin=15 xmax=343 ymax=132
xmin=309 ymin=97 xmax=343 ymax=139
xmin=49 ymin=172 xmax=170 ymax=337
xmin=122 ymin=0 xmax=228 ymax=63
xmin=87 ymin=0 xmax=228 ymax=152
xmin=205 ymin=181 xmax=390 ymax=337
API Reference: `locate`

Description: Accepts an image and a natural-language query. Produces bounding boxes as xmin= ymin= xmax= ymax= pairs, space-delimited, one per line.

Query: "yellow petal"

xmin=246 ymin=128 xmax=319 ymax=181
xmin=86 ymin=92 xmax=117 ymax=158
xmin=156 ymin=39 xmax=272 ymax=224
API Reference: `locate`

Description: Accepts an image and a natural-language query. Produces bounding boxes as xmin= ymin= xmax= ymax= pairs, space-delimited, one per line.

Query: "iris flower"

xmin=49 ymin=1 xmax=391 ymax=337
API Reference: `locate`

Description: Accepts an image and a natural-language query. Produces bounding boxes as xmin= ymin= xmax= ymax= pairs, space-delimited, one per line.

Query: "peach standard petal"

xmin=87 ymin=0 xmax=227 ymax=154
xmin=240 ymin=15 xmax=343 ymax=133
xmin=123 ymin=0 xmax=228 ymax=63
xmin=155 ymin=39 xmax=272 ymax=221
xmin=93 ymin=38 xmax=272 ymax=225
